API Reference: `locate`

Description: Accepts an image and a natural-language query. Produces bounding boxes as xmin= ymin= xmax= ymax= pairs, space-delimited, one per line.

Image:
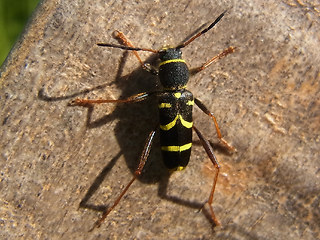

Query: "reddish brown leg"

xmin=107 ymin=30 xmax=158 ymax=74
xmin=191 ymin=46 xmax=235 ymax=74
xmin=114 ymin=31 xmax=145 ymax=67
xmin=69 ymin=91 xmax=158 ymax=107
xmin=193 ymin=125 xmax=221 ymax=227
xmin=194 ymin=98 xmax=235 ymax=151
xmin=90 ymin=129 xmax=156 ymax=231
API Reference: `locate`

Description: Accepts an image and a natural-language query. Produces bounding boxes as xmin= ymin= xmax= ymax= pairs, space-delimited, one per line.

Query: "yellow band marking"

xmin=160 ymin=114 xmax=179 ymax=130
xmin=174 ymin=92 xmax=182 ymax=99
xmin=169 ymin=166 xmax=186 ymax=172
xmin=159 ymin=59 xmax=186 ymax=67
xmin=187 ymin=99 xmax=194 ymax=106
xmin=175 ymin=166 xmax=186 ymax=171
xmin=160 ymin=114 xmax=193 ymax=130
xmin=158 ymin=103 xmax=172 ymax=108
xmin=161 ymin=143 xmax=192 ymax=152
xmin=180 ymin=115 xmax=193 ymax=128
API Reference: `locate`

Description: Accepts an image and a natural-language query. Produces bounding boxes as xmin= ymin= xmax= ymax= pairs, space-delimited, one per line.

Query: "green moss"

xmin=0 ymin=0 xmax=39 ymax=66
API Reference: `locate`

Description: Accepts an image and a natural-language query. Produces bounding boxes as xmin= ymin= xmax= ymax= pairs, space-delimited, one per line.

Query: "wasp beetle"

xmin=71 ymin=10 xmax=235 ymax=230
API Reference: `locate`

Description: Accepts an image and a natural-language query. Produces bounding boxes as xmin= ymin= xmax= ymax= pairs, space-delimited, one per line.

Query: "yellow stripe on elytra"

xmin=160 ymin=114 xmax=193 ymax=130
xmin=159 ymin=59 xmax=186 ymax=67
xmin=158 ymin=103 xmax=172 ymax=108
xmin=174 ymin=92 xmax=181 ymax=98
xmin=180 ymin=116 xmax=193 ymax=128
xmin=160 ymin=114 xmax=179 ymax=130
xmin=161 ymin=143 xmax=192 ymax=152
xmin=175 ymin=166 xmax=185 ymax=171
xmin=187 ymin=99 xmax=194 ymax=106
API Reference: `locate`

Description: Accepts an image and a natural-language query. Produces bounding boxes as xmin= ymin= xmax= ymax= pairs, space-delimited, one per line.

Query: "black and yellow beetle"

xmin=71 ymin=10 xmax=235 ymax=230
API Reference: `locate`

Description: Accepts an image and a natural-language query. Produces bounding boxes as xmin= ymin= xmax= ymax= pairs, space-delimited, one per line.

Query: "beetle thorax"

xmin=158 ymin=47 xmax=189 ymax=90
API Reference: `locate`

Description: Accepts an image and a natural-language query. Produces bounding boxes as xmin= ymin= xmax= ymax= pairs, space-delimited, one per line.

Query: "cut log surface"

xmin=0 ymin=1 xmax=319 ymax=239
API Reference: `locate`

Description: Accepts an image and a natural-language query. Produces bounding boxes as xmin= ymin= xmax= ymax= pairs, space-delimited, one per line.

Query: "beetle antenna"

xmin=176 ymin=10 xmax=227 ymax=49
xmin=97 ymin=43 xmax=158 ymax=53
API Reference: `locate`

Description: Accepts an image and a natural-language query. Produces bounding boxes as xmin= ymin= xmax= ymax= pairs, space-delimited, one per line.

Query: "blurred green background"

xmin=0 ymin=0 xmax=39 ymax=67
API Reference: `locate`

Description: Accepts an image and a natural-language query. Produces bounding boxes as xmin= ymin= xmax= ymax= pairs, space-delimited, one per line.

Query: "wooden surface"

xmin=1 ymin=0 xmax=319 ymax=239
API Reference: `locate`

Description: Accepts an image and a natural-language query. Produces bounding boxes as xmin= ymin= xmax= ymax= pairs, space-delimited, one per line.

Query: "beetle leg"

xmin=193 ymin=125 xmax=221 ymax=227
xmin=194 ymin=98 xmax=235 ymax=151
xmin=190 ymin=46 xmax=235 ymax=75
xmin=90 ymin=129 xmax=157 ymax=231
xmin=69 ymin=91 xmax=159 ymax=107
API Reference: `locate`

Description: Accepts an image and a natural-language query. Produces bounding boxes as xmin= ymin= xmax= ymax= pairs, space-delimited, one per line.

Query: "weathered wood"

xmin=1 ymin=0 xmax=319 ymax=239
